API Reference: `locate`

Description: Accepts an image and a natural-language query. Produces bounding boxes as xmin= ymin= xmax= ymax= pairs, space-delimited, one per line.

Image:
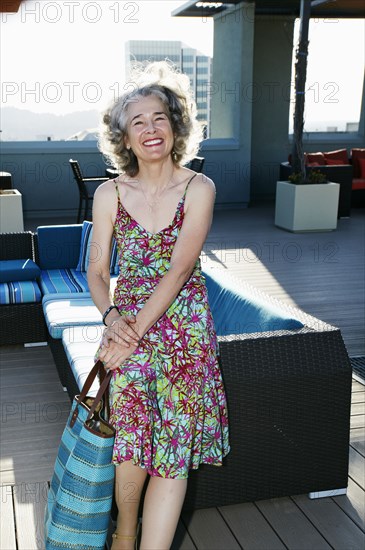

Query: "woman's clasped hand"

xmin=98 ymin=314 xmax=141 ymax=370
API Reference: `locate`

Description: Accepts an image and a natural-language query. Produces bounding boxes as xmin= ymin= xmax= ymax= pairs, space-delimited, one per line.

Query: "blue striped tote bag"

xmin=45 ymin=361 xmax=115 ymax=549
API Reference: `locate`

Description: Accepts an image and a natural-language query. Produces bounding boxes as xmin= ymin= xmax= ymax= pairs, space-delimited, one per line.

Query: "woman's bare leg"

xmin=140 ymin=477 xmax=187 ymax=550
xmin=111 ymin=461 xmax=148 ymax=550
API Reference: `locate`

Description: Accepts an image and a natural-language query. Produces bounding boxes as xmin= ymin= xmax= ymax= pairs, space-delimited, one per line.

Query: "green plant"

xmin=288 ymin=169 xmax=328 ymax=185
xmin=288 ymin=172 xmax=304 ymax=184
xmin=308 ymin=170 xmax=327 ymax=184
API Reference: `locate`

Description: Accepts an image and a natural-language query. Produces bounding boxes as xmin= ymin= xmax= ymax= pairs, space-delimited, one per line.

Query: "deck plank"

xmin=13 ymin=481 xmax=47 ymax=550
xmin=348 ymin=447 xmax=365 ymax=489
xmin=292 ymin=494 xmax=365 ymax=550
xmin=352 ymin=381 xmax=364 ymax=393
xmin=256 ymin=497 xmax=331 ymax=549
xmin=332 ymin=477 xmax=365 ymax=532
xmin=351 ymin=391 xmax=365 ymax=404
xmin=350 ymin=428 xmax=365 ymax=457
xmin=171 ymin=519 xmax=197 ymax=550
xmin=218 ymin=502 xmax=287 ymax=550
xmin=350 ymin=415 xmax=365 ymax=429
xmin=0 ymin=486 xmax=17 ymax=550
xmin=182 ymin=508 xmax=241 ymax=550
xmin=351 ymin=402 xmax=365 ymax=415
xmin=1 ymin=466 xmax=57 ymax=486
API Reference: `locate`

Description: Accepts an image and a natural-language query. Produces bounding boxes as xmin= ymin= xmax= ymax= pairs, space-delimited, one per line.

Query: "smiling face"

xmin=124 ymin=94 xmax=175 ymax=165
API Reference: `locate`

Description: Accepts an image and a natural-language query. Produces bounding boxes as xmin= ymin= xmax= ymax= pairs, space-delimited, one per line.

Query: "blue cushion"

xmin=37 ymin=225 xmax=82 ymax=269
xmin=203 ymin=269 xmax=303 ymax=336
xmin=39 ymin=268 xmax=118 ymax=296
xmin=76 ymin=221 xmax=119 ymax=275
xmin=0 ymin=259 xmax=40 ymax=283
xmin=43 ymin=297 xmax=103 ymax=339
xmin=0 ymin=280 xmax=42 ymax=304
xmin=39 ymin=268 xmax=89 ymax=295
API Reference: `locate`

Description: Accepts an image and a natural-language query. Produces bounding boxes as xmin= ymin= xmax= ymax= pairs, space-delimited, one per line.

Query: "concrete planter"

xmin=275 ymin=181 xmax=340 ymax=232
xmin=0 ymin=189 xmax=24 ymax=233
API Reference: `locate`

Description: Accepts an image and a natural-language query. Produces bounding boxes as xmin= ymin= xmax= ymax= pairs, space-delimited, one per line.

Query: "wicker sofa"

xmin=0 ymin=225 xmax=352 ymax=510
xmin=0 ymin=231 xmax=47 ymax=345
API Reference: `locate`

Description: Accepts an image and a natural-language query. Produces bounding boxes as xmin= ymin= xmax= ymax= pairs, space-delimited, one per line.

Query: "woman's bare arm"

xmin=87 ymin=182 xmax=139 ymax=340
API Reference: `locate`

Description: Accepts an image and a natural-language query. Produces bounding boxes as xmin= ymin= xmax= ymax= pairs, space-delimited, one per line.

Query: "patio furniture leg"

xmin=84 ymin=198 xmax=89 ymax=222
xmin=309 ymin=488 xmax=347 ymax=499
xmin=77 ymin=198 xmax=82 ymax=224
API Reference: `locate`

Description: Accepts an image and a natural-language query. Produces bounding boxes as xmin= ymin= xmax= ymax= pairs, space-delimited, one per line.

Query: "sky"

xmin=0 ymin=1 xmax=364 ymax=131
xmin=0 ymin=1 xmax=214 ymax=115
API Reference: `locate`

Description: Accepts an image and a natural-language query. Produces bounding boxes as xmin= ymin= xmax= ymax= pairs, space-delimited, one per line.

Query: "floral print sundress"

xmin=109 ymin=175 xmax=230 ymax=478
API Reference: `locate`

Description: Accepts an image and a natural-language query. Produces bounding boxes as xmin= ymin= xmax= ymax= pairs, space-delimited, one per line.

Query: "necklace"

xmin=139 ymin=172 xmax=175 ymax=212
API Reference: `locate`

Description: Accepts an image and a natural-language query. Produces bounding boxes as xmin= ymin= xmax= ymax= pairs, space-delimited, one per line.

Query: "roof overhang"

xmin=172 ymin=1 xmax=365 ymax=19
xmin=0 ymin=1 xmax=26 ymax=13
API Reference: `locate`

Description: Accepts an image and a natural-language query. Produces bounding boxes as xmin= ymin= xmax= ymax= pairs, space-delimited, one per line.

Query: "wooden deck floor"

xmin=1 ymin=204 xmax=363 ymax=548
xmin=0 ymin=345 xmax=364 ymax=550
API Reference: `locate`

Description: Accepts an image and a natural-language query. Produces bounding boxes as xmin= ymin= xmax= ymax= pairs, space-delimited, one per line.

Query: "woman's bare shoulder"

xmin=187 ymin=171 xmax=216 ymax=197
xmin=94 ymin=178 xmax=118 ymax=200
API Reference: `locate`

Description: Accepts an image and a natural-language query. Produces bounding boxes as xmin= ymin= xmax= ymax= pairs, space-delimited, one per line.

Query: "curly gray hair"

xmin=98 ymin=61 xmax=204 ymax=177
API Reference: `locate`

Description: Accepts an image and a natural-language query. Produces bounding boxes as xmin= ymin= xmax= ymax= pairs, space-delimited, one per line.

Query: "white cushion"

xmin=62 ymin=325 xmax=104 ymax=396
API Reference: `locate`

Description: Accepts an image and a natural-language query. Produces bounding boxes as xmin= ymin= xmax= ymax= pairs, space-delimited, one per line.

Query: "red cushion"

xmin=325 ymin=158 xmax=347 ymax=166
xmin=352 ymin=178 xmax=365 ymax=191
xmin=307 ymin=162 xmax=321 ymax=167
xmin=351 ymin=148 xmax=365 ymax=178
xmin=323 ymin=148 xmax=349 ymax=165
xmin=358 ymin=158 xmax=365 ymax=178
xmin=305 ymin=152 xmax=326 ymax=165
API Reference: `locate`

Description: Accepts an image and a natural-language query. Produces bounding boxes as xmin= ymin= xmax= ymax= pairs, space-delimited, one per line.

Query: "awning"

xmin=173 ymin=0 xmax=365 ymax=19
xmin=0 ymin=1 xmax=26 ymax=13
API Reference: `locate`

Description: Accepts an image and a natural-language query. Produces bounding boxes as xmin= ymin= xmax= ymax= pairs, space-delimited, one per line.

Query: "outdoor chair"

xmin=69 ymin=159 xmax=109 ymax=223
xmin=186 ymin=156 xmax=205 ymax=173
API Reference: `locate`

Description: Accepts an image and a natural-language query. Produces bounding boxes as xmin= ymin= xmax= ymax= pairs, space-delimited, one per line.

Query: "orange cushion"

xmin=352 ymin=178 xmax=365 ymax=191
xmin=323 ymin=148 xmax=349 ymax=165
xmin=351 ymin=148 xmax=365 ymax=178
xmin=305 ymin=152 xmax=326 ymax=165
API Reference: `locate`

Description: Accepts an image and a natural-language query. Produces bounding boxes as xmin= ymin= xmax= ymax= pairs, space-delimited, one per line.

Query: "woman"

xmin=88 ymin=61 xmax=230 ymax=550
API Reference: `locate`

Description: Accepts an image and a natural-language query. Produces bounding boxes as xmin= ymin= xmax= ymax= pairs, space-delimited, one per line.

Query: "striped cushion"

xmin=0 ymin=280 xmax=42 ymax=305
xmin=39 ymin=269 xmax=89 ymax=295
xmin=76 ymin=221 xmax=119 ymax=274
xmin=39 ymin=269 xmax=119 ymax=296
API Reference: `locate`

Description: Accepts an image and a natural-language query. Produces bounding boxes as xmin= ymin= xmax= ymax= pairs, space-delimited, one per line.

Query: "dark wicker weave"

xmin=48 ymin=337 xmax=72 ymax=389
xmin=0 ymin=232 xmax=47 ymax=345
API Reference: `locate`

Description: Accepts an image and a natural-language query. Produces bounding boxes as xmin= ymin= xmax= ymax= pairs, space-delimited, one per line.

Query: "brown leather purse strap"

xmin=86 ymin=369 xmax=113 ymax=421
xmin=70 ymin=361 xmax=113 ymax=428
xmin=77 ymin=360 xmax=104 ymax=402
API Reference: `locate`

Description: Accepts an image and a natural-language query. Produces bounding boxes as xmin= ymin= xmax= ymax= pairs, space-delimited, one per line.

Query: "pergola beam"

xmin=0 ymin=1 xmax=23 ymax=13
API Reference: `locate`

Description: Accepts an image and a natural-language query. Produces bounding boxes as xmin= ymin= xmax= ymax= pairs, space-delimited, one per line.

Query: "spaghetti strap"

xmin=114 ymin=178 xmax=121 ymax=203
xmin=183 ymin=173 xmax=197 ymax=198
